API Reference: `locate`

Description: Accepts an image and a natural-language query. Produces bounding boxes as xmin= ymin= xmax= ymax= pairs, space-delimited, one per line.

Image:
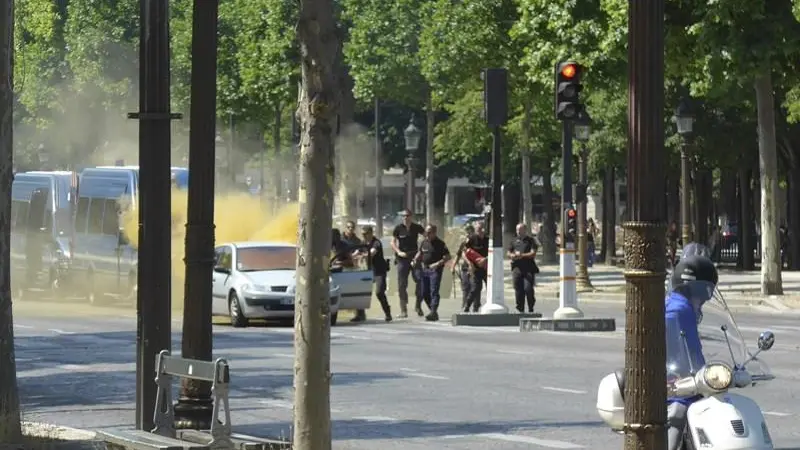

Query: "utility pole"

xmin=480 ymin=68 xmax=508 ymax=314
xmin=553 ymin=61 xmax=584 ymax=319
xmin=374 ymin=97 xmax=383 ymax=237
xmin=574 ymin=111 xmax=593 ymax=291
xmin=0 ymin=0 xmax=23 ymax=441
xmin=673 ymin=95 xmax=695 ymax=246
xmin=623 ymin=0 xmax=668 ymax=448
xmin=173 ymin=0 xmax=218 ymax=430
xmin=131 ymin=0 xmax=179 ymax=431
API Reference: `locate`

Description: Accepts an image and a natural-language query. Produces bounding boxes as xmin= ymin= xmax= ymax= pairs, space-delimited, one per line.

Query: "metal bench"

xmin=98 ymin=350 xmax=232 ymax=450
xmin=99 ymin=350 xmax=289 ymax=450
xmin=151 ymin=350 xmax=233 ymax=449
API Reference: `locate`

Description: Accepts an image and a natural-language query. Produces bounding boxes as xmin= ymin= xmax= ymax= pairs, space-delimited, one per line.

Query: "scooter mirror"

xmin=757 ymin=331 xmax=775 ymax=351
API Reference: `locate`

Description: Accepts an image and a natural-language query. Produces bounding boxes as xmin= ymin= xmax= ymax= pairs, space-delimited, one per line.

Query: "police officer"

xmin=507 ymin=223 xmax=538 ymax=313
xmin=391 ymin=209 xmax=425 ymax=318
xmin=414 ymin=224 xmax=450 ymax=322
xmin=452 ymin=224 xmax=475 ymax=311
xmin=464 ymin=222 xmax=489 ymax=312
xmin=342 ymin=220 xmax=362 ymax=247
xmin=357 ymin=225 xmax=392 ymax=322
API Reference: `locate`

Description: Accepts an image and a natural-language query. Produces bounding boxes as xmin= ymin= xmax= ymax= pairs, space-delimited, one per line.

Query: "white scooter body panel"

xmin=686 ymin=393 xmax=773 ymax=449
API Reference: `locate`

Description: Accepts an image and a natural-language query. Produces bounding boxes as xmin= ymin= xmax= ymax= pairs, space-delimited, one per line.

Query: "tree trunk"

xmin=603 ymin=166 xmax=617 ymax=261
xmin=503 ymin=183 xmax=521 ymax=242
xmin=521 ymin=101 xmax=533 ymax=228
xmin=738 ymin=167 xmax=755 ymax=270
xmin=754 ymin=68 xmax=783 ymax=294
xmin=173 ymin=0 xmax=218 ymax=430
xmin=293 ymin=0 xmax=338 ymax=446
xmin=666 ymin=172 xmax=679 ymax=226
xmin=540 ymin=164 xmax=557 ymax=263
xmin=0 ymin=0 xmax=22 ymax=441
xmin=788 ymin=160 xmax=800 ymax=270
xmin=425 ymin=93 xmax=435 ymax=226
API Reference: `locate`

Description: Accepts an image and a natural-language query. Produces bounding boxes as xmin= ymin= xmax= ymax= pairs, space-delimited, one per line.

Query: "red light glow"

xmin=561 ymin=64 xmax=577 ymax=79
xmin=567 ymin=209 xmax=576 ymax=218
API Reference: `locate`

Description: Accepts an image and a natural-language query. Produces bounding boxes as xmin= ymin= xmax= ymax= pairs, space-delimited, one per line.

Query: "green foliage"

xmin=341 ymin=0 xmax=427 ymax=106
xmin=64 ymin=0 xmax=139 ymax=110
xmin=419 ymin=0 xmax=514 ymax=105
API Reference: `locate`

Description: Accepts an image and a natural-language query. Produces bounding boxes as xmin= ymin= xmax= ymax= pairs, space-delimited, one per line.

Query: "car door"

xmin=211 ymin=245 xmax=233 ymax=315
xmin=330 ymin=258 xmax=373 ymax=311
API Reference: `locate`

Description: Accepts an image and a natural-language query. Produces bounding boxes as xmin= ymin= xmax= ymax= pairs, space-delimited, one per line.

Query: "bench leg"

xmin=208 ymin=385 xmax=233 ymax=449
xmin=152 ymin=373 xmax=176 ymax=438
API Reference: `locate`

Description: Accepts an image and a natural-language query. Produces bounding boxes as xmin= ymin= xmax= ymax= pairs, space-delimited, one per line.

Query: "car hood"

xmin=241 ymin=270 xmax=340 ymax=293
xmin=242 ymin=270 xmax=297 ymax=287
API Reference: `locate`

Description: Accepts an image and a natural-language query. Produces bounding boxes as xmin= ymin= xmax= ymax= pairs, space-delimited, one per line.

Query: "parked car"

xmin=211 ymin=241 xmax=373 ymax=327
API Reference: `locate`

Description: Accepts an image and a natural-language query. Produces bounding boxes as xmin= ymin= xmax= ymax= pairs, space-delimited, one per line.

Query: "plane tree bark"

xmin=292 ymin=0 xmax=340 ymax=448
xmin=0 ymin=0 xmax=22 ymax=442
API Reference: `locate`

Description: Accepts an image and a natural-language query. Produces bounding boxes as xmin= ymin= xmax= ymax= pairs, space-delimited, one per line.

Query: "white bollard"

xmin=554 ymin=242 xmax=584 ymax=319
xmin=481 ymin=241 xmax=508 ymax=314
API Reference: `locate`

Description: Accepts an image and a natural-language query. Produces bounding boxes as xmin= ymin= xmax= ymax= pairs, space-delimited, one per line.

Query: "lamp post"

xmin=404 ymin=116 xmax=421 ymax=215
xmin=574 ymin=111 xmax=593 ymax=291
xmin=674 ymin=96 xmax=694 ymax=247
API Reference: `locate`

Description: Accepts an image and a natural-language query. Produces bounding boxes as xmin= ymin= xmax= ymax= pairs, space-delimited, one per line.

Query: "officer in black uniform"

xmin=464 ymin=221 xmax=489 ymax=312
xmin=357 ymin=225 xmax=392 ymax=321
xmin=391 ymin=209 xmax=425 ymax=318
xmin=414 ymin=224 xmax=450 ymax=322
xmin=507 ymin=223 xmax=538 ymax=313
xmin=452 ymin=224 xmax=475 ymax=311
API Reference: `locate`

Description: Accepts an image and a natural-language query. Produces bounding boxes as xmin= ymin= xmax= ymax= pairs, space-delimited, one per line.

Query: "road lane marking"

xmin=260 ymin=400 xmax=293 ymax=410
xmin=48 ymin=329 xmax=75 ymax=335
xmin=399 ymin=367 xmax=449 ymax=380
xmin=260 ymin=399 xmax=343 ymax=413
xmin=541 ymin=386 xmax=587 ymax=395
xmin=273 ymin=353 xmax=294 ymax=358
xmin=442 ymin=433 xmax=584 ymax=448
xmin=14 ymin=324 xmax=33 ymax=329
xmin=353 ymin=416 xmax=398 ymax=422
xmin=763 ymin=411 xmax=792 ymax=417
xmin=343 ymin=334 xmax=370 ymax=340
xmin=497 ymin=349 xmax=530 ymax=356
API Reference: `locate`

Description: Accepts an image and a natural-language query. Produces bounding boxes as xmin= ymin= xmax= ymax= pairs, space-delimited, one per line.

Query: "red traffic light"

xmin=567 ymin=208 xmax=576 ymax=218
xmin=560 ymin=64 xmax=577 ymax=79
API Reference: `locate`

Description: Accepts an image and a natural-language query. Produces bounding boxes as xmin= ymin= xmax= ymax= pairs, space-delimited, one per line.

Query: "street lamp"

xmin=404 ymin=115 xmax=421 ymax=215
xmin=574 ymin=110 xmax=593 ymax=291
xmin=673 ymin=96 xmax=694 ymax=248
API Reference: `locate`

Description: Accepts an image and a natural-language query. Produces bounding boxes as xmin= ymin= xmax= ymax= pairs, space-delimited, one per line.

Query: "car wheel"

xmin=229 ymin=292 xmax=248 ymax=328
xmin=331 ymin=312 xmax=338 ymax=326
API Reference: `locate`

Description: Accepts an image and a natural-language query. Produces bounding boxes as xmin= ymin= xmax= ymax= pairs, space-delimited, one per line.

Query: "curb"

xmin=21 ymin=421 xmax=102 ymax=449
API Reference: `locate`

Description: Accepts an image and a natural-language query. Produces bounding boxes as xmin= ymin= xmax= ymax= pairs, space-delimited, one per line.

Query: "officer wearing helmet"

xmin=596 ymin=251 xmax=720 ymax=445
xmin=665 ymin=253 xmax=719 ymax=450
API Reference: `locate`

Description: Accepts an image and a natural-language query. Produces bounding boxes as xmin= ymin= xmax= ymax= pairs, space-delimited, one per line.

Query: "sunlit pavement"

xmin=13 ymin=298 xmax=800 ymax=449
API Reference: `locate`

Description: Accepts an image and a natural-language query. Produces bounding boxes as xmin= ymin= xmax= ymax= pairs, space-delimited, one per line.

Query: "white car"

xmin=211 ymin=241 xmax=373 ymax=327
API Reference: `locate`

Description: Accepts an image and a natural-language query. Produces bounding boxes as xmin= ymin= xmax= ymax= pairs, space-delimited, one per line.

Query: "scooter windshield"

xmin=665 ymin=280 xmax=715 ymax=382
xmin=666 ymin=280 xmax=773 ymax=381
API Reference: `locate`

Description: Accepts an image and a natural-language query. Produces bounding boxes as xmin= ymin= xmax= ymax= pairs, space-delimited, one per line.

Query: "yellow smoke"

xmin=120 ymin=191 xmax=300 ymax=290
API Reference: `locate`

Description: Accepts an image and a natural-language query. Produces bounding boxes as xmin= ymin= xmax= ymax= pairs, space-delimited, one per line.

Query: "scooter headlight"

xmin=702 ymin=363 xmax=733 ymax=391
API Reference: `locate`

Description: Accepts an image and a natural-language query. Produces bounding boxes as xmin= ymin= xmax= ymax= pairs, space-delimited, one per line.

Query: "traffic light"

xmin=554 ymin=61 xmax=584 ymax=121
xmin=565 ymin=207 xmax=577 ymax=240
xmin=482 ymin=68 xmax=508 ymax=126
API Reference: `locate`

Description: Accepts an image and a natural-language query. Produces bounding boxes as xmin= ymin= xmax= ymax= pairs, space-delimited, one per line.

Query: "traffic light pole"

xmin=482 ymin=125 xmax=508 ymax=314
xmin=555 ymin=120 xmax=583 ymax=320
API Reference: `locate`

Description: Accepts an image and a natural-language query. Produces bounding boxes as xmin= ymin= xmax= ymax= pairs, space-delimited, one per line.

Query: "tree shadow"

xmin=15 ymin=330 xmax=399 ymax=414
xmin=237 ymin=418 xmax=607 ymax=441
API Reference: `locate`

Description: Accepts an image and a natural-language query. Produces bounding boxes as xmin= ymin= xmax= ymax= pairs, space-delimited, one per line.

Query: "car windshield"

xmin=236 ymin=246 xmax=296 ymax=272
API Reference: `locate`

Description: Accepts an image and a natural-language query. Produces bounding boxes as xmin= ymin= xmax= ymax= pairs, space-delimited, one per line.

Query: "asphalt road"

xmin=13 ymin=298 xmax=800 ymax=450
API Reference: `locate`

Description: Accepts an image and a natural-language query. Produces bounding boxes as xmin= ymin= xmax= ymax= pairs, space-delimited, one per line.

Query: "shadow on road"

xmin=15 ymin=329 xmax=394 ymax=416
xmin=238 ymin=418 xmax=606 ymax=441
